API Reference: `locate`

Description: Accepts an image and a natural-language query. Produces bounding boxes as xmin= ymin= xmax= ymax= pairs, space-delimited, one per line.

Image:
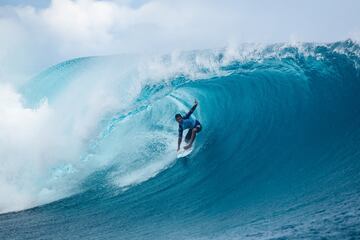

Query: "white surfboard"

xmin=177 ymin=143 xmax=194 ymax=158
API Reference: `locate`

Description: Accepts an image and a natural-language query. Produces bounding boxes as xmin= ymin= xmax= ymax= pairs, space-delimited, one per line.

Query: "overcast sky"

xmin=0 ymin=0 xmax=359 ymax=84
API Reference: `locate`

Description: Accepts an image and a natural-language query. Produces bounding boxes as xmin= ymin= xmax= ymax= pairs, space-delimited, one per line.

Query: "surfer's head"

xmin=175 ymin=114 xmax=182 ymax=123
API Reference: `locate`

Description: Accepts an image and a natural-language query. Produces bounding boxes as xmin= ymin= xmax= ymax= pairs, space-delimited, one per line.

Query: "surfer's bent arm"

xmin=184 ymin=100 xmax=198 ymax=119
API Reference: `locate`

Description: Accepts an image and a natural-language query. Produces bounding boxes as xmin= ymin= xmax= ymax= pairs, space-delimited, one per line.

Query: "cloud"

xmin=1 ymin=0 xmax=359 ymax=85
xmin=0 ymin=0 xmax=207 ymax=83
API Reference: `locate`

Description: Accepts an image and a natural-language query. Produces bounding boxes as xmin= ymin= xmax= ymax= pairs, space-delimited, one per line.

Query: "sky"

xmin=0 ymin=0 xmax=359 ymax=84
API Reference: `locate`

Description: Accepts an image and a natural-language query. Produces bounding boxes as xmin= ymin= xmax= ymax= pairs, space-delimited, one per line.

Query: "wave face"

xmin=1 ymin=40 xmax=360 ymax=239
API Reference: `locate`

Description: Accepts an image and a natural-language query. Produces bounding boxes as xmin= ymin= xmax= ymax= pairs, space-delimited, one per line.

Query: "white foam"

xmin=113 ymin=150 xmax=177 ymax=190
xmin=0 ymin=61 xmax=143 ymax=213
xmin=0 ymin=85 xmax=58 ymax=213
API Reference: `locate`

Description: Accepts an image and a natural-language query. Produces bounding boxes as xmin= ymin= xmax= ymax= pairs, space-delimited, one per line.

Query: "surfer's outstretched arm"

xmin=184 ymin=100 xmax=198 ymax=119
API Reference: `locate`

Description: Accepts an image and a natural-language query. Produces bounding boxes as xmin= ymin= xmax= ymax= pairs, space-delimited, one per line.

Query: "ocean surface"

xmin=0 ymin=40 xmax=360 ymax=239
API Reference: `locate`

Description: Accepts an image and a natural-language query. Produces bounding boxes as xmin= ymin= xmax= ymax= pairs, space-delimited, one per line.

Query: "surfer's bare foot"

xmin=184 ymin=144 xmax=192 ymax=150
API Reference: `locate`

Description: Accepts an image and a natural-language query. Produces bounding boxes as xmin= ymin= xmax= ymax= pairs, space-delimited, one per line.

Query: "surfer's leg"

xmin=185 ymin=129 xmax=193 ymax=143
xmin=184 ymin=128 xmax=197 ymax=149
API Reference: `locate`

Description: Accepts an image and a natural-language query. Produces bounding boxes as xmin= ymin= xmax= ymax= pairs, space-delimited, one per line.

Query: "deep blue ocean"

xmin=1 ymin=40 xmax=360 ymax=239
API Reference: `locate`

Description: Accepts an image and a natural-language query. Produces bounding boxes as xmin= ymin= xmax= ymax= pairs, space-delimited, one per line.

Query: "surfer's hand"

xmin=177 ymin=147 xmax=180 ymax=152
xmin=194 ymin=99 xmax=198 ymax=106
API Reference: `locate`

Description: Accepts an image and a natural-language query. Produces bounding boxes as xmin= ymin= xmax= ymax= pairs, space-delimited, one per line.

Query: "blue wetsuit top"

xmin=178 ymin=104 xmax=200 ymax=139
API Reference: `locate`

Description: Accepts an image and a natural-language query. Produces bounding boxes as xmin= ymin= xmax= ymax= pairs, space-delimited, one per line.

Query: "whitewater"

xmin=0 ymin=40 xmax=359 ymax=239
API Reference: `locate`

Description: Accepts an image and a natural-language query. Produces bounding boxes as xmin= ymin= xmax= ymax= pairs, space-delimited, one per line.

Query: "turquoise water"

xmin=1 ymin=40 xmax=360 ymax=239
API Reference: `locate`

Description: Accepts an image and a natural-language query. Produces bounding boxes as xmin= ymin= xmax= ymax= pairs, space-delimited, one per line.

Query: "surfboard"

xmin=177 ymin=143 xmax=194 ymax=158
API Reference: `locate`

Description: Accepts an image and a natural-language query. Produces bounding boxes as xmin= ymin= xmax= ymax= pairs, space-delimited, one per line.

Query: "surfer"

xmin=175 ymin=100 xmax=202 ymax=151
